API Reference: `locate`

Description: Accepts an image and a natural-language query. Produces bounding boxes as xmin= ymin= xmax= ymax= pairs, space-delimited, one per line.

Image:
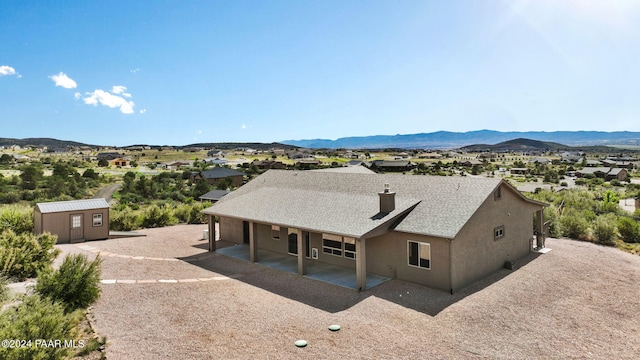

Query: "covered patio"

xmin=216 ymin=244 xmax=390 ymax=290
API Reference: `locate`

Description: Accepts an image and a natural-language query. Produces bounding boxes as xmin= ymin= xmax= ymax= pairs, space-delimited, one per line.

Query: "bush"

xmin=0 ymin=206 xmax=33 ymax=234
xmin=0 ymin=230 xmax=59 ymax=281
xmin=592 ymin=214 xmax=617 ymax=246
xmin=141 ymin=204 xmax=177 ymax=228
xmin=0 ymin=295 xmax=81 ymax=360
xmin=560 ymin=209 xmax=590 ymax=239
xmin=0 ymin=276 xmax=9 ymax=303
xmin=617 ymin=217 xmax=640 ymax=243
xmin=174 ymin=202 xmax=210 ymax=224
xmin=110 ymin=206 xmax=141 ymax=231
xmin=36 ymin=254 xmax=102 ymax=313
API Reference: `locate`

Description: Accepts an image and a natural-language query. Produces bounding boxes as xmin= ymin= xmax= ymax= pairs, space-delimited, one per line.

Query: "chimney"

xmin=379 ymin=183 xmax=396 ymax=213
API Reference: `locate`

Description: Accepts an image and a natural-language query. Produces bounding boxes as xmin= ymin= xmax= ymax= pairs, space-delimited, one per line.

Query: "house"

xmin=162 ymin=160 xmax=193 ymax=170
xmin=510 ymin=168 xmax=530 ymax=175
xmin=295 ymin=159 xmax=321 ymax=169
xmin=34 ymin=198 xmax=110 ymax=243
xmin=528 ymin=157 xmax=550 ymax=165
xmin=202 ymin=170 xmax=546 ymax=292
xmin=369 ymin=160 xmax=417 ymax=172
xmin=97 ymin=152 xmax=122 ymax=161
xmin=205 ymin=157 xmax=228 ymax=166
xmin=459 ymin=159 xmax=483 ymax=167
xmin=199 ymin=189 xmax=230 ymax=202
xmin=191 ymin=167 xmax=245 ymax=187
xmin=576 ymin=167 xmax=628 ymax=181
xmin=251 ymin=160 xmax=286 ymax=170
xmin=109 ymin=158 xmax=130 ymax=167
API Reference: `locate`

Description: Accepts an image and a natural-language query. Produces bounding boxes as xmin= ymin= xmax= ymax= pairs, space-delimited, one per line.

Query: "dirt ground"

xmin=65 ymin=225 xmax=640 ymax=359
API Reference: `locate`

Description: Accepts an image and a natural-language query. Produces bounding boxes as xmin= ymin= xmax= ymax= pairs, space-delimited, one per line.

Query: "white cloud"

xmin=0 ymin=65 xmax=18 ymax=77
xmin=74 ymin=92 xmax=81 ymax=100
xmin=112 ymin=85 xmax=132 ymax=98
xmin=139 ymin=108 xmax=147 ymax=114
xmin=130 ymin=68 xmax=141 ymax=74
xmin=81 ymin=89 xmax=135 ymax=114
xmin=241 ymin=124 xmax=247 ymax=129
xmin=49 ymin=72 xmax=77 ymax=89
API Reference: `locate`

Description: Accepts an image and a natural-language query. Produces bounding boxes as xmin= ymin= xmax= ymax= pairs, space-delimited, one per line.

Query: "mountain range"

xmin=281 ymin=130 xmax=640 ymax=149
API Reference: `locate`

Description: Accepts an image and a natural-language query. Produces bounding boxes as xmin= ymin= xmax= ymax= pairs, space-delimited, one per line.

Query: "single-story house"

xmin=252 ymin=160 xmax=286 ymax=170
xmin=97 ymin=152 xmax=122 ymax=160
xmin=295 ymin=159 xmax=321 ymax=169
xmin=368 ymin=160 xmax=417 ymax=172
xmin=205 ymin=157 xmax=228 ymax=166
xmin=199 ymin=189 xmax=230 ymax=202
xmin=459 ymin=159 xmax=483 ymax=167
xmin=109 ymin=158 xmax=130 ymax=167
xmin=34 ymin=198 xmax=110 ymax=243
xmin=510 ymin=167 xmax=530 ymax=175
xmin=163 ymin=160 xmax=193 ymax=170
xmin=202 ymin=170 xmax=546 ymax=293
xmin=191 ymin=167 xmax=245 ymax=187
xmin=576 ymin=167 xmax=628 ymax=181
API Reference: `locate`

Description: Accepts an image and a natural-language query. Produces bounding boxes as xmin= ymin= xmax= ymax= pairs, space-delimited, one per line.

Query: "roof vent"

xmin=379 ymin=183 xmax=395 ymax=213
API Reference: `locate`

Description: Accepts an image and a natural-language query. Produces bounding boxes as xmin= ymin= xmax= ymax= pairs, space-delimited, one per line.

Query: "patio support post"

xmin=249 ymin=221 xmax=258 ymax=262
xmin=355 ymin=238 xmax=366 ymax=292
xmin=208 ymin=216 xmax=216 ymax=252
xmin=297 ymin=229 xmax=306 ymax=275
xmin=535 ymin=209 xmax=545 ymax=249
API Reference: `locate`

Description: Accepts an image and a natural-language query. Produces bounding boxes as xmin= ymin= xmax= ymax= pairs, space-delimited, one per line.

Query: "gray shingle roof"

xmin=199 ymin=189 xmax=230 ymax=201
xmin=199 ymin=167 xmax=244 ymax=179
xmin=36 ymin=198 xmax=109 ymax=214
xmin=203 ymin=170 xmax=545 ymax=239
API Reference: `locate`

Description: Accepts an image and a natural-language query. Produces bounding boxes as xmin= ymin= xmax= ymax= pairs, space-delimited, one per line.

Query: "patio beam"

xmin=249 ymin=221 xmax=258 ymax=262
xmin=208 ymin=216 xmax=216 ymax=251
xmin=355 ymin=238 xmax=366 ymax=291
xmin=297 ymin=229 xmax=306 ymax=275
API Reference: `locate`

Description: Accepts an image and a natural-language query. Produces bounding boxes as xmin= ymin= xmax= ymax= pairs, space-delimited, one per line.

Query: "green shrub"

xmin=0 ymin=276 xmax=8 ymax=303
xmin=141 ymin=204 xmax=177 ymax=228
xmin=560 ymin=208 xmax=590 ymax=239
xmin=0 ymin=295 xmax=81 ymax=360
xmin=110 ymin=206 xmax=141 ymax=231
xmin=592 ymin=214 xmax=617 ymax=246
xmin=36 ymin=254 xmax=102 ymax=313
xmin=0 ymin=230 xmax=59 ymax=281
xmin=174 ymin=202 xmax=210 ymax=224
xmin=0 ymin=205 xmax=33 ymax=234
xmin=617 ymin=217 xmax=640 ymax=243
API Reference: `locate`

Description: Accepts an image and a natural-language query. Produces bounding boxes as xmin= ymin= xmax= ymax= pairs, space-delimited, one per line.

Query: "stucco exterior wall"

xmin=366 ymin=231 xmax=451 ymax=291
xmin=219 ymin=217 xmax=244 ymax=244
xmin=450 ymin=183 xmax=541 ymax=291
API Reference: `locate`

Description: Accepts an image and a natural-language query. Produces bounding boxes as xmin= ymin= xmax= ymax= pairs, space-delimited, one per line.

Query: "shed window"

xmin=271 ymin=225 xmax=280 ymax=240
xmin=494 ymin=225 xmax=505 ymax=240
xmin=92 ymin=214 xmax=103 ymax=227
xmin=71 ymin=215 xmax=82 ymax=228
xmin=408 ymin=241 xmax=430 ymax=269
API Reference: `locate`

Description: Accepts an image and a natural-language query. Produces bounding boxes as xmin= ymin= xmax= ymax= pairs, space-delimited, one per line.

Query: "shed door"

xmin=70 ymin=214 xmax=84 ymax=241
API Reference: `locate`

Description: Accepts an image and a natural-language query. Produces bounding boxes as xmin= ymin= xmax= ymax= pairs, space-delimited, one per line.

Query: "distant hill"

xmin=0 ymin=137 xmax=95 ymax=149
xmin=461 ymin=138 xmax=570 ymax=152
xmin=281 ymin=130 xmax=640 ymax=149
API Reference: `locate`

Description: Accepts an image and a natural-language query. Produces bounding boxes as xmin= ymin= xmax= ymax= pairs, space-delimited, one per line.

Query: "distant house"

xmin=199 ymin=189 xmax=230 ymax=202
xmin=510 ymin=168 xmax=530 ymax=175
xmin=252 ymin=160 xmax=286 ymax=170
xmin=459 ymin=159 xmax=483 ymax=167
xmin=584 ymin=160 xmax=602 ymax=167
xmin=528 ymin=157 xmax=550 ymax=165
xmin=97 ymin=152 xmax=122 ymax=161
xmin=163 ymin=160 xmax=193 ymax=170
xmin=295 ymin=159 xmax=321 ymax=169
xmin=109 ymin=158 xmax=130 ymax=167
xmin=369 ymin=160 xmax=417 ymax=172
xmin=202 ymin=170 xmax=546 ymax=292
xmin=205 ymin=158 xmax=228 ymax=166
xmin=191 ymin=167 xmax=245 ymax=187
xmin=34 ymin=199 xmax=110 ymax=243
xmin=576 ymin=167 xmax=628 ymax=181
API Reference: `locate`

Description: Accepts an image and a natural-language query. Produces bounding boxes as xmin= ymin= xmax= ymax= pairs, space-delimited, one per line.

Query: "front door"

xmin=70 ymin=214 xmax=84 ymax=241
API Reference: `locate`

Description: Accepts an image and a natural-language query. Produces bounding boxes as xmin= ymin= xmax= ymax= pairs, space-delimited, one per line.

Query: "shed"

xmin=34 ymin=198 xmax=110 ymax=243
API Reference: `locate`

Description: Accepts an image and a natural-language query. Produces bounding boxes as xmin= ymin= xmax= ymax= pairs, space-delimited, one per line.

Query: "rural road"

xmin=93 ymin=183 xmax=121 ymax=203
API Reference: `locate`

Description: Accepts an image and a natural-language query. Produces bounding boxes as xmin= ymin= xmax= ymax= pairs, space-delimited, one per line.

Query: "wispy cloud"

xmin=81 ymin=88 xmax=135 ymax=114
xmin=111 ymin=85 xmax=132 ymax=98
xmin=0 ymin=65 xmax=20 ymax=77
xmin=139 ymin=108 xmax=147 ymax=114
xmin=49 ymin=72 xmax=77 ymax=89
xmin=241 ymin=124 xmax=248 ymax=129
xmin=130 ymin=68 xmax=141 ymax=74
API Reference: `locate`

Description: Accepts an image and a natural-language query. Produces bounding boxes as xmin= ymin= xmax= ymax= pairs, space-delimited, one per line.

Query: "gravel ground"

xmin=69 ymin=225 xmax=639 ymax=359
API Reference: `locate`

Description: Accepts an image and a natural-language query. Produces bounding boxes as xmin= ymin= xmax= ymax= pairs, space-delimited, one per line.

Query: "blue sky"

xmin=2 ymin=1 xmax=640 ymax=146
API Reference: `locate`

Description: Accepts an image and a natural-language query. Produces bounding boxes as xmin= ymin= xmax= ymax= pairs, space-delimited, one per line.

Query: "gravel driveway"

xmin=66 ymin=225 xmax=640 ymax=359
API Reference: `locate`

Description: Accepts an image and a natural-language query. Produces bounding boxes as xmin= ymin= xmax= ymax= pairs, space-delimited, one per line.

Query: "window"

xmin=343 ymin=237 xmax=356 ymax=259
xmin=322 ymin=234 xmax=356 ymax=260
xmin=322 ymin=234 xmax=342 ymax=256
xmin=494 ymin=225 xmax=505 ymax=240
xmin=71 ymin=215 xmax=82 ymax=228
xmin=271 ymin=225 xmax=280 ymax=240
xmin=408 ymin=241 xmax=430 ymax=269
xmin=494 ymin=186 xmax=502 ymax=200
xmin=287 ymin=228 xmax=298 ymax=255
xmin=92 ymin=214 xmax=103 ymax=227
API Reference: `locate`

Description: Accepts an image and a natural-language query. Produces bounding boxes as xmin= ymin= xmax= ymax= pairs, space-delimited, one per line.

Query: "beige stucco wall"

xmin=450 ymin=183 xmax=541 ymax=291
xmin=35 ymin=208 xmax=109 ymax=243
xmin=218 ymin=217 xmax=244 ymax=244
xmin=366 ymin=231 xmax=451 ymax=291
